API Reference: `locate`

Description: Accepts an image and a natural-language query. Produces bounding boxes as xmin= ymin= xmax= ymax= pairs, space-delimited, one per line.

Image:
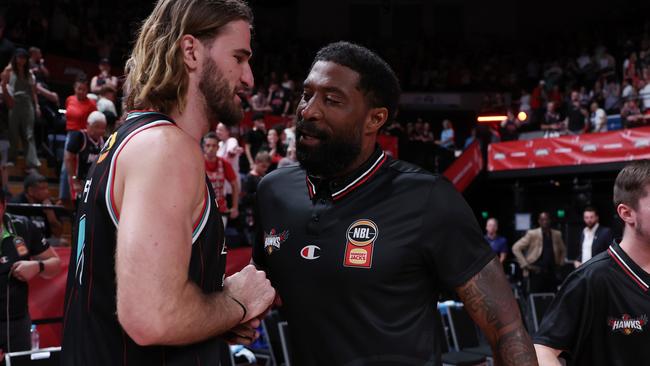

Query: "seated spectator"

xmin=90 ymin=58 xmax=118 ymax=94
xmin=500 ymin=109 xmax=521 ymax=141
xmin=268 ymin=82 xmax=290 ymax=116
xmin=241 ymin=151 xmax=272 ymax=247
xmin=64 ymin=111 xmax=106 ymax=200
xmin=603 ymin=79 xmax=621 ymax=114
xmin=250 ymin=88 xmax=272 ymax=113
xmin=0 ymin=188 xmax=61 ymax=353
xmin=202 ymin=132 xmax=239 ymax=227
xmin=436 ymin=119 xmax=455 ymax=149
xmin=589 ymin=101 xmax=607 ymax=132
xmin=10 ymin=173 xmax=62 ymax=242
xmin=464 ymin=127 xmax=476 ymax=149
xmin=640 ymin=79 xmax=650 ymax=111
xmin=260 ymin=128 xmax=286 ymax=171
xmin=621 ymin=99 xmax=646 ymax=128
xmin=541 ymin=101 xmax=565 ymax=138
xmin=566 ymin=91 xmax=589 ymax=134
xmin=621 ymin=78 xmax=636 ymax=100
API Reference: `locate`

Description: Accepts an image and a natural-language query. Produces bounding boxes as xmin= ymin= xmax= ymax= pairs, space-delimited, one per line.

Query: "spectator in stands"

xmin=96 ymin=85 xmax=118 ymax=132
xmin=574 ymin=206 xmax=612 ymax=268
xmin=436 ymin=119 xmax=455 ymax=149
xmin=241 ymin=151 xmax=271 ymax=247
xmin=277 ymin=146 xmax=297 ymax=168
xmin=621 ymin=78 xmax=636 ymax=100
xmin=10 ymin=173 xmax=62 ymax=242
xmin=64 ymin=111 xmax=106 ymax=200
xmin=623 ymin=52 xmax=639 ymax=82
xmin=485 ymin=218 xmax=508 ymax=263
xmin=421 ymin=122 xmax=435 ymax=143
xmin=512 ymin=212 xmax=567 ymax=293
xmin=281 ymin=72 xmax=295 ymax=92
xmin=519 ymin=88 xmax=532 ymax=115
xmin=541 ymin=101 xmax=565 ymax=138
xmin=590 ymin=101 xmax=607 ymax=132
xmin=268 ymin=82 xmax=290 ymax=116
xmin=589 ymin=80 xmax=605 ymax=108
xmin=596 ymin=46 xmax=616 ymax=79
xmin=500 ymin=109 xmax=521 ymax=141
xmin=250 ymin=88 xmax=272 ymax=113
xmin=603 ymin=79 xmax=621 ymax=114
xmin=244 ymin=113 xmax=267 ymax=170
xmin=1 ymin=48 xmax=41 ymax=171
xmin=464 ymin=127 xmax=477 ymax=149
xmin=639 ymin=79 xmax=650 ymax=111
xmin=61 ymin=79 xmax=96 ymax=203
xmin=202 ymin=132 xmax=239 ymax=227
xmin=566 ymin=91 xmax=589 ymax=134
xmin=216 ymin=122 xmax=242 ymax=179
xmin=28 ymin=47 xmax=49 ymax=83
xmin=621 ymin=99 xmax=645 ymax=128
xmin=261 ymin=128 xmax=286 ymax=171
xmin=90 ymin=58 xmax=118 ymax=94
xmin=531 ymin=80 xmax=547 ymax=126
xmin=0 ymin=188 xmax=61 ymax=353
xmin=578 ymin=85 xmax=591 ymax=107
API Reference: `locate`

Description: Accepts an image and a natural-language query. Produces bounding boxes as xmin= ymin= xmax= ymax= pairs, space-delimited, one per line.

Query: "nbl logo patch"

xmin=608 ymin=314 xmax=647 ymax=335
xmin=343 ymin=219 xmax=378 ymax=268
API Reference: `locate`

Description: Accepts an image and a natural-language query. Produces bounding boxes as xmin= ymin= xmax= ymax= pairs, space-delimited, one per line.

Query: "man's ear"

xmin=617 ymin=203 xmax=635 ymax=227
xmin=179 ymin=34 xmax=202 ymax=71
xmin=365 ymin=107 xmax=388 ymax=134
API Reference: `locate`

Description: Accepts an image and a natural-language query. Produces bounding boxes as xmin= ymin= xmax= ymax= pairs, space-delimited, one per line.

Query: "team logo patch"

xmin=13 ymin=237 xmax=29 ymax=257
xmin=300 ymin=245 xmax=321 ymax=260
xmin=264 ymin=229 xmax=289 ymax=255
xmin=343 ymin=219 xmax=378 ymax=268
xmin=97 ymin=132 xmax=117 ymax=164
xmin=608 ymin=314 xmax=647 ymax=335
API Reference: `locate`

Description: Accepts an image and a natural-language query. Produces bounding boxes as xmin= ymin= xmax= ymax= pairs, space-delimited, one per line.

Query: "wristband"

xmin=227 ymin=294 xmax=247 ymax=322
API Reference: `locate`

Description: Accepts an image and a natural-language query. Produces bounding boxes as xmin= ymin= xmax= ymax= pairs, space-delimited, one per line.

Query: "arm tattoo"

xmin=456 ymin=258 xmax=538 ymax=366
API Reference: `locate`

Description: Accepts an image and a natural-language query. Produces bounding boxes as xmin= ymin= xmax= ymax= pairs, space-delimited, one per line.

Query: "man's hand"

xmin=229 ymin=207 xmax=239 ymax=219
xmin=11 ymin=261 xmax=40 ymax=282
xmin=456 ymin=258 xmax=538 ymax=365
xmin=223 ymin=317 xmax=261 ymax=345
xmin=224 ymin=265 xmax=275 ymax=323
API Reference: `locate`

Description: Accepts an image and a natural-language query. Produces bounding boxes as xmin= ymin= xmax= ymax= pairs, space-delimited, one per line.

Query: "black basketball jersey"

xmin=62 ymin=111 xmax=228 ymax=365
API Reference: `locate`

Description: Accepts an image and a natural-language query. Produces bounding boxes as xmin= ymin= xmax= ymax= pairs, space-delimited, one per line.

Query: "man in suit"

xmin=513 ymin=212 xmax=567 ymax=293
xmin=573 ymin=206 xmax=613 ymax=268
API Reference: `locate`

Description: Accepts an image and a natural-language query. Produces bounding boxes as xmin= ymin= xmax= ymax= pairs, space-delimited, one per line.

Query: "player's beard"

xmin=295 ymin=118 xmax=362 ymax=178
xmin=199 ymin=57 xmax=243 ymax=127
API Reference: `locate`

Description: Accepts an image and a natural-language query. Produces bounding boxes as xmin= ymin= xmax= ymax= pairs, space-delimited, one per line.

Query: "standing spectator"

xmin=590 ymin=101 xmax=607 ymax=132
xmin=64 ymin=111 xmax=106 ymax=200
xmin=436 ymin=119 xmax=455 ymax=149
xmin=500 ymin=109 xmax=521 ymax=141
xmin=244 ymin=113 xmax=267 ymax=169
xmin=90 ymin=58 xmax=118 ymax=94
xmin=421 ymin=122 xmax=435 ymax=143
xmin=512 ymin=212 xmax=567 ymax=293
xmin=28 ymin=47 xmax=49 ymax=83
xmin=202 ymin=132 xmax=239 ymax=227
xmin=261 ymin=128 xmax=286 ymax=171
xmin=485 ymin=218 xmax=508 ymax=263
xmin=621 ymin=99 xmax=645 ymax=128
xmin=541 ymin=101 xmax=565 ymax=138
xmin=566 ymin=91 xmax=589 ymax=134
xmin=573 ymin=206 xmax=612 ymax=268
xmin=61 ymin=79 xmax=96 ymax=203
xmin=1 ymin=48 xmax=41 ymax=170
xmin=10 ymin=173 xmax=63 ymax=241
xmin=0 ymin=189 xmax=61 ymax=353
xmin=241 ymin=151 xmax=271 ymax=247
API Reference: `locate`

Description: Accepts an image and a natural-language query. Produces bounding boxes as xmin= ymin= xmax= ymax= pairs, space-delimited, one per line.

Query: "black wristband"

xmin=38 ymin=260 xmax=44 ymax=273
xmin=227 ymin=295 xmax=247 ymax=322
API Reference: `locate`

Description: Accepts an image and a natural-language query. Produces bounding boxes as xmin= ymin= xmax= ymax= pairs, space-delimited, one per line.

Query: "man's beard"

xmin=199 ymin=57 xmax=243 ymax=127
xmin=296 ymin=118 xmax=362 ymax=178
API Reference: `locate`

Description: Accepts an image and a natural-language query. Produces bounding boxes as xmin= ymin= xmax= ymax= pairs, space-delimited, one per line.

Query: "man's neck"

xmin=205 ymin=155 xmax=217 ymax=163
xmin=169 ymin=104 xmax=209 ymax=143
xmin=325 ymin=138 xmax=376 ymax=180
xmin=620 ymin=231 xmax=650 ymax=273
xmin=486 ymin=232 xmax=497 ymax=239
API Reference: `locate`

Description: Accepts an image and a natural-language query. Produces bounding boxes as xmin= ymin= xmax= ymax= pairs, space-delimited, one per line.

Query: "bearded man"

xmin=253 ymin=41 xmax=536 ymax=366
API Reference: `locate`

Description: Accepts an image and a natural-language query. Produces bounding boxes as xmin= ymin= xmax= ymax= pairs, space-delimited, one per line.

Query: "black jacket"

xmin=577 ymin=225 xmax=612 ymax=261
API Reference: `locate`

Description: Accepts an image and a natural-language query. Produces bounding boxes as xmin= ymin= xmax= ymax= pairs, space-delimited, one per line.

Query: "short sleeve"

xmin=26 ymin=218 xmax=49 ymax=257
xmin=421 ymin=178 xmax=495 ymax=289
xmin=66 ymin=131 xmax=84 ymax=153
xmin=533 ymin=270 xmax=591 ymax=352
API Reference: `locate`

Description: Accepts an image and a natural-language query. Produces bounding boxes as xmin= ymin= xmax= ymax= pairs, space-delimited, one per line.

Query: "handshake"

xmin=222 ymin=265 xmax=278 ymax=345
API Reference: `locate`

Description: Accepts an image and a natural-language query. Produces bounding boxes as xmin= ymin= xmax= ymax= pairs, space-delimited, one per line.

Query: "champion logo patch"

xmin=608 ymin=314 xmax=647 ymax=335
xmin=300 ymin=245 xmax=321 ymax=260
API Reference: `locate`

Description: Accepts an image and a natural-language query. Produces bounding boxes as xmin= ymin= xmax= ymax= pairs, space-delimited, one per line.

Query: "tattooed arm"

xmin=455 ymin=257 xmax=538 ymax=366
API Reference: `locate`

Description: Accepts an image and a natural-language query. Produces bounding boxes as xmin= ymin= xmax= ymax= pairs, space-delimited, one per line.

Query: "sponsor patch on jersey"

xmin=13 ymin=237 xmax=28 ymax=257
xmin=343 ymin=219 xmax=378 ymax=268
xmin=300 ymin=245 xmax=321 ymax=260
xmin=264 ymin=229 xmax=289 ymax=255
xmin=608 ymin=314 xmax=647 ymax=335
xmin=97 ymin=132 xmax=117 ymax=164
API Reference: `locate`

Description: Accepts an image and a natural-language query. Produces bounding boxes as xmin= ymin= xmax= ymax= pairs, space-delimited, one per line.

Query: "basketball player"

xmin=62 ymin=1 xmax=275 ymax=365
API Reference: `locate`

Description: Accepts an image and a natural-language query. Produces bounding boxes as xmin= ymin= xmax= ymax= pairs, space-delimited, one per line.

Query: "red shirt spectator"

xmin=65 ymin=80 xmax=96 ymax=131
xmin=205 ymin=157 xmax=237 ymax=214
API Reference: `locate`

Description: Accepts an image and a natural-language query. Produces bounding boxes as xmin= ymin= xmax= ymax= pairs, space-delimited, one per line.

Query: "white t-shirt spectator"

xmin=622 ymin=84 xmax=635 ymax=100
xmin=591 ymin=108 xmax=607 ymax=132
xmin=640 ymin=84 xmax=650 ymax=111
xmin=217 ymin=137 xmax=241 ymax=195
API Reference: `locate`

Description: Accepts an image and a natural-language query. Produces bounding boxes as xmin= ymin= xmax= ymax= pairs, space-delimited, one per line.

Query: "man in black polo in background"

xmin=535 ymin=160 xmax=650 ymax=365
xmin=574 ymin=206 xmax=612 ymax=268
xmin=254 ymin=41 xmax=536 ymax=366
xmin=0 ymin=189 xmax=61 ymax=354
xmin=11 ymin=173 xmax=63 ymax=243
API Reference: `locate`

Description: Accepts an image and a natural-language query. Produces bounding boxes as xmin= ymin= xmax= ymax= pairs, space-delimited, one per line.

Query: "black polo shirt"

xmin=534 ymin=241 xmax=650 ymax=366
xmin=254 ymin=147 xmax=495 ymax=366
